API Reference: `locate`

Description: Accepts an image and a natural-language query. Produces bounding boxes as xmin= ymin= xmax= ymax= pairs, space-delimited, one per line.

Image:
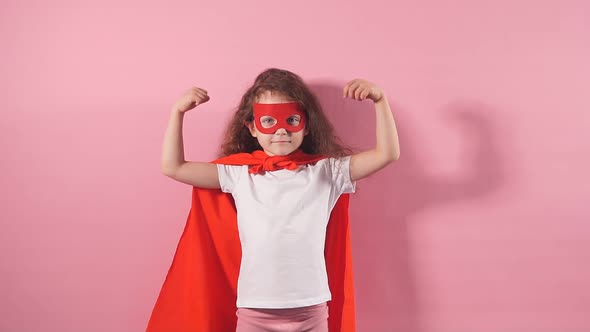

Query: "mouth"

xmin=272 ymin=141 xmax=291 ymax=143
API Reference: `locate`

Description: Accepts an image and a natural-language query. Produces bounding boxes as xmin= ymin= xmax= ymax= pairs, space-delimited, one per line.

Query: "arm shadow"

xmin=309 ymin=81 xmax=506 ymax=332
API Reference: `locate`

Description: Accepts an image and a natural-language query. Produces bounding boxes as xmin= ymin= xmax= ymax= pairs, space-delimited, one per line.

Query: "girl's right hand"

xmin=172 ymin=87 xmax=210 ymax=113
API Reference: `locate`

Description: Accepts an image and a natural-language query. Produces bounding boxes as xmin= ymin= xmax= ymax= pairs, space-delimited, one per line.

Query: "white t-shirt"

xmin=216 ymin=156 xmax=356 ymax=309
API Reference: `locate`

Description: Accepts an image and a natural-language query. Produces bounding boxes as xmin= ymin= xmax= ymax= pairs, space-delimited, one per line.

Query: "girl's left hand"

xmin=343 ymin=79 xmax=384 ymax=103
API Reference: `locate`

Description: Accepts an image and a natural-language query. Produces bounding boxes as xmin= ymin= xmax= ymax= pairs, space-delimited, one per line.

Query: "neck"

xmin=258 ymin=149 xmax=301 ymax=157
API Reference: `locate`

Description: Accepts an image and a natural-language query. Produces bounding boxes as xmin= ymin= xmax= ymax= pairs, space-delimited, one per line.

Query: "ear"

xmin=245 ymin=121 xmax=258 ymax=137
xmin=304 ymin=125 xmax=309 ymax=136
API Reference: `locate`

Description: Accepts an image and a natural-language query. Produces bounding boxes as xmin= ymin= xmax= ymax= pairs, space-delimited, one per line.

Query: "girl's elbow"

xmin=384 ymin=150 xmax=400 ymax=164
xmin=161 ymin=164 xmax=178 ymax=178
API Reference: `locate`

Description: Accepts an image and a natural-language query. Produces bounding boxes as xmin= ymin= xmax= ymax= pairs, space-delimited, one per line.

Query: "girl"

xmin=154 ymin=68 xmax=400 ymax=332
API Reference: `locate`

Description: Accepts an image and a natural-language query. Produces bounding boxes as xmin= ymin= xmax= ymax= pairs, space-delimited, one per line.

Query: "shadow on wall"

xmin=309 ymin=81 xmax=505 ymax=332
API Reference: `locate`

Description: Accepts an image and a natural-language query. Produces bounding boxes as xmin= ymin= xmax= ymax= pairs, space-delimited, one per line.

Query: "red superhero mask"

xmin=253 ymin=102 xmax=306 ymax=134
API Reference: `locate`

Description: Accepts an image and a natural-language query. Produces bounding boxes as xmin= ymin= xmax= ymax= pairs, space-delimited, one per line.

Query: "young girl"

xmin=152 ymin=68 xmax=400 ymax=332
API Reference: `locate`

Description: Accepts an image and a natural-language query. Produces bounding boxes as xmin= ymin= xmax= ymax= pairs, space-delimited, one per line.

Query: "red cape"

xmin=146 ymin=153 xmax=356 ymax=331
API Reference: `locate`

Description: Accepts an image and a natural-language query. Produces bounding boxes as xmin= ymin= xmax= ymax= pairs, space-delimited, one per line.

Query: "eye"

xmin=287 ymin=116 xmax=301 ymax=125
xmin=260 ymin=116 xmax=277 ymax=128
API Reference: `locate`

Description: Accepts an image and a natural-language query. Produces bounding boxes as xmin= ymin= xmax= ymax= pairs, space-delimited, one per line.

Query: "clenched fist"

xmin=343 ymin=79 xmax=384 ymax=103
xmin=172 ymin=87 xmax=210 ymax=113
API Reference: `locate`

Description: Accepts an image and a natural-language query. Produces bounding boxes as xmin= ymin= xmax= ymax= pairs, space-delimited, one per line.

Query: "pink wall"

xmin=2 ymin=1 xmax=589 ymax=331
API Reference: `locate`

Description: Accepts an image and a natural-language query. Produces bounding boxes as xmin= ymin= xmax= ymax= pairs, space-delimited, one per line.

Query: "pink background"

xmin=2 ymin=0 xmax=589 ymax=331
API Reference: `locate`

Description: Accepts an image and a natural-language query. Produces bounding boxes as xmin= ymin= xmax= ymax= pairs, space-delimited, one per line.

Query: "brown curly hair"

xmin=220 ymin=68 xmax=351 ymax=157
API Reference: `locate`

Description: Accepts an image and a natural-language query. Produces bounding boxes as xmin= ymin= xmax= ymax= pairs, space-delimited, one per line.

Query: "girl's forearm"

xmin=161 ymin=108 xmax=186 ymax=175
xmin=374 ymin=97 xmax=400 ymax=161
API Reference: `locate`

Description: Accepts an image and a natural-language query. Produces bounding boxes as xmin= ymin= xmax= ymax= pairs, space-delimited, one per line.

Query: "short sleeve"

xmin=216 ymin=164 xmax=245 ymax=193
xmin=328 ymin=156 xmax=356 ymax=195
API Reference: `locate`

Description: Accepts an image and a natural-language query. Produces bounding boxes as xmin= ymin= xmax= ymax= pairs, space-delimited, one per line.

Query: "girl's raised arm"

xmin=344 ymin=79 xmax=400 ymax=181
xmin=160 ymin=87 xmax=220 ymax=189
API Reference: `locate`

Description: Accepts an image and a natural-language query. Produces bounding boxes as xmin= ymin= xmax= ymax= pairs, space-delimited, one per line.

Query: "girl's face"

xmin=246 ymin=91 xmax=308 ymax=156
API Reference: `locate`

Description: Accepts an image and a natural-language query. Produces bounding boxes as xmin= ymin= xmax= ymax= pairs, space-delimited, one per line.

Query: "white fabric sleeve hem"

xmin=216 ymin=164 xmax=242 ymax=193
xmin=340 ymin=155 xmax=356 ymax=194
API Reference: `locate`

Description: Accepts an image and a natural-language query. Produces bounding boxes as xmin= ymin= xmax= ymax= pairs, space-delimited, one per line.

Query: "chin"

xmin=266 ymin=146 xmax=298 ymax=156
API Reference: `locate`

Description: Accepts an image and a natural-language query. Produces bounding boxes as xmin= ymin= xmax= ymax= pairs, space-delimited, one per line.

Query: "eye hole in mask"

xmin=259 ymin=115 xmax=302 ymax=129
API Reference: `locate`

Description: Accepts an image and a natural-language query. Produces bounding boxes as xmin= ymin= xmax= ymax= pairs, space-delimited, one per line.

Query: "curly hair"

xmin=220 ymin=68 xmax=351 ymax=157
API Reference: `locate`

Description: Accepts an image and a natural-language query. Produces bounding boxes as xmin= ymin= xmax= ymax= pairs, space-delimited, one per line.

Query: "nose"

xmin=274 ymin=127 xmax=288 ymax=135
